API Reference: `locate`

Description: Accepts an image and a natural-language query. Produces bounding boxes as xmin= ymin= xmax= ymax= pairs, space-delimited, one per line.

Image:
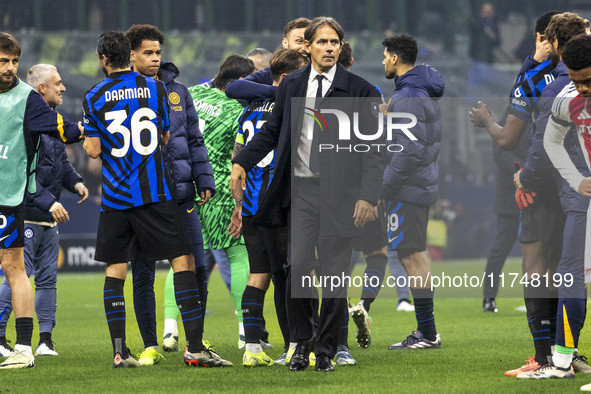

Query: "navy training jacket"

xmin=25 ymin=135 xmax=83 ymax=222
xmin=381 ymin=64 xmax=444 ymax=206
xmin=158 ymin=61 xmax=215 ymax=203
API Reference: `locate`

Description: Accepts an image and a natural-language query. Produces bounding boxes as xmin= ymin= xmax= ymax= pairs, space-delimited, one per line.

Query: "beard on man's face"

xmin=549 ymin=51 xmax=560 ymax=67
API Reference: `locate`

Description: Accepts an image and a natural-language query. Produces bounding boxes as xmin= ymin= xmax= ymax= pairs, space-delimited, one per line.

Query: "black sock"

xmin=338 ymin=307 xmax=349 ymax=347
xmin=174 ymin=270 xmax=204 ymax=353
xmin=39 ymin=332 xmax=51 ymax=344
xmin=261 ymin=318 xmax=268 ymax=341
xmin=242 ymin=286 xmax=265 ymax=345
xmin=272 ymin=269 xmax=290 ymax=348
xmin=15 ymin=317 xmax=33 ymax=347
xmin=104 ymin=277 xmax=127 ymax=358
xmin=547 ymin=296 xmax=558 ymax=346
xmin=524 ymin=297 xmax=553 ymax=365
xmin=360 ymin=253 xmax=388 ymax=313
xmin=411 ymin=288 xmax=437 ymax=341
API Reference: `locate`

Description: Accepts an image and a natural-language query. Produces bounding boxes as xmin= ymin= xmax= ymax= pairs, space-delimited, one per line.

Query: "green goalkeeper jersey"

xmin=188 ymin=85 xmax=245 ymax=249
xmin=188 ymin=85 xmax=244 ymax=207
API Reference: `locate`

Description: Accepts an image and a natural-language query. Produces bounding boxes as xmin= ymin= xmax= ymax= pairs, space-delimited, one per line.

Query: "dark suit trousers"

xmin=288 ymin=177 xmax=353 ymax=358
xmin=483 ymin=213 xmax=520 ymax=298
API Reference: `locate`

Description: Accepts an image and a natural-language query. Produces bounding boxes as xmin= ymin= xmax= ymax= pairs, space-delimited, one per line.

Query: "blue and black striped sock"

xmin=524 ymin=297 xmax=552 ymax=365
xmin=242 ymin=285 xmax=265 ymax=345
xmin=360 ymin=253 xmax=388 ymax=313
xmin=103 ymin=276 xmax=127 ymax=358
xmin=411 ymin=288 xmax=437 ymax=341
xmin=174 ymin=270 xmax=204 ymax=353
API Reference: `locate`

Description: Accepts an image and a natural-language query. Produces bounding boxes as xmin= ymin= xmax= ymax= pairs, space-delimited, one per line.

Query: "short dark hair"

xmin=97 ymin=31 xmax=131 ymax=69
xmin=213 ymin=54 xmax=255 ymax=90
xmin=304 ymin=17 xmax=344 ymax=45
xmin=546 ymin=12 xmax=587 ymax=53
xmin=338 ymin=40 xmax=352 ymax=69
xmin=125 ymin=24 xmax=165 ymax=51
xmin=562 ymin=34 xmax=591 ymax=71
xmin=270 ymin=48 xmax=308 ymax=80
xmin=284 ymin=17 xmax=311 ymax=38
xmin=0 ymin=32 xmax=21 ymax=57
xmin=382 ymin=34 xmax=418 ymax=66
xmin=535 ymin=10 xmax=561 ymax=35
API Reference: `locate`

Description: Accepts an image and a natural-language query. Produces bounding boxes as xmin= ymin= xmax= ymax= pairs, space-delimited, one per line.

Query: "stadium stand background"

xmin=3 ymin=0 xmax=591 ymax=268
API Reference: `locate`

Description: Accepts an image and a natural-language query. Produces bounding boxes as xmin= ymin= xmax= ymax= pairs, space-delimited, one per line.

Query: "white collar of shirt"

xmin=308 ymin=64 xmax=337 ymax=97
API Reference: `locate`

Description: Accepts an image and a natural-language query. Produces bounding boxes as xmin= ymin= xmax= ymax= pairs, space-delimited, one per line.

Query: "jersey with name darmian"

xmin=83 ymin=71 xmax=172 ymax=211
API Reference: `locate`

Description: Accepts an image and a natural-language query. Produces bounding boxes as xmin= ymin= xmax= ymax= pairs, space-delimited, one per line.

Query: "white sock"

xmin=148 ymin=345 xmax=159 ymax=351
xmin=553 ymin=351 xmax=574 ymax=369
xmin=239 ymin=322 xmax=244 ymax=337
xmin=164 ymin=319 xmax=178 ymax=337
xmin=289 ymin=342 xmax=297 ymax=351
xmin=245 ymin=343 xmax=263 ymax=354
xmin=14 ymin=344 xmax=32 ymax=356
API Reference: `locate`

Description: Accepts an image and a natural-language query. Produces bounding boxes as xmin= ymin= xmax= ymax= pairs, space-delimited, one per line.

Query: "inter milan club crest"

xmin=24 ymin=228 xmax=34 ymax=239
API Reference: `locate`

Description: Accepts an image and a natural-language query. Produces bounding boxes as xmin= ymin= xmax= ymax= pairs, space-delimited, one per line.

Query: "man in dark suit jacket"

xmin=231 ymin=17 xmax=384 ymax=372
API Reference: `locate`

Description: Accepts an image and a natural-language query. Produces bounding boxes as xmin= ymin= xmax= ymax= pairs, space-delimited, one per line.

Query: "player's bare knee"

xmin=105 ymin=262 xmax=128 ymax=280
xmin=399 ymin=250 xmax=429 ymax=275
xmin=170 ymin=255 xmax=195 ymax=272
xmin=363 ymin=246 xmax=387 ymax=259
xmin=247 ymin=273 xmax=271 ymax=290
xmin=0 ymin=249 xmax=25 ymax=277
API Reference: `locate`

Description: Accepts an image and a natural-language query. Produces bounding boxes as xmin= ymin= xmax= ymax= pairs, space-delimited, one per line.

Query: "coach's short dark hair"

xmin=546 ymin=12 xmax=587 ymax=53
xmin=383 ymin=34 xmax=418 ymax=66
xmin=270 ymin=49 xmax=308 ymax=80
xmin=338 ymin=40 xmax=352 ymax=69
xmin=125 ymin=24 xmax=165 ymax=51
xmin=284 ymin=17 xmax=311 ymax=38
xmin=97 ymin=31 xmax=131 ymax=69
xmin=562 ymin=34 xmax=591 ymax=71
xmin=304 ymin=17 xmax=344 ymax=45
xmin=213 ymin=54 xmax=255 ymax=90
xmin=0 ymin=32 xmax=21 ymax=57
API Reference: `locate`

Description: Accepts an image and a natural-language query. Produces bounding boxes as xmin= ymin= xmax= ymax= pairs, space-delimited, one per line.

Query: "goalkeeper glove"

xmin=515 ymin=189 xmax=536 ymax=210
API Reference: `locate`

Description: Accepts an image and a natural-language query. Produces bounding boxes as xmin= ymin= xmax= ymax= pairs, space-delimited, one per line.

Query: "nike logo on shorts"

xmin=187 ymin=207 xmax=195 ymax=214
xmin=0 ymin=235 xmax=9 ymax=243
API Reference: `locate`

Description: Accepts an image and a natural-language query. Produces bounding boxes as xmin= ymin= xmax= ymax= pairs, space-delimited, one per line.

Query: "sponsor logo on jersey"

xmin=512 ymin=98 xmax=527 ymax=107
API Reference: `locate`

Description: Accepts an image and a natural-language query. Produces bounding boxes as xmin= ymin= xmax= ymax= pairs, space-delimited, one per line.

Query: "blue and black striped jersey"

xmin=236 ymin=99 xmax=276 ymax=217
xmin=508 ymin=59 xmax=556 ymax=121
xmin=83 ymin=71 xmax=172 ymax=211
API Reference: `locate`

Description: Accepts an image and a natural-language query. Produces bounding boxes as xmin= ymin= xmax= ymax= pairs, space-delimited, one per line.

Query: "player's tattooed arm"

xmin=232 ymin=142 xmax=244 ymax=160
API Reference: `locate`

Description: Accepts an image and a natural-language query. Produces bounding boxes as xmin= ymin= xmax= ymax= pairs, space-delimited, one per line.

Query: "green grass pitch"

xmin=0 ymin=257 xmax=589 ymax=393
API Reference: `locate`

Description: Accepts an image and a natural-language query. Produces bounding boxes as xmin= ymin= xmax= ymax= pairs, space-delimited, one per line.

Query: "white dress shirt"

xmin=295 ymin=64 xmax=337 ymax=177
